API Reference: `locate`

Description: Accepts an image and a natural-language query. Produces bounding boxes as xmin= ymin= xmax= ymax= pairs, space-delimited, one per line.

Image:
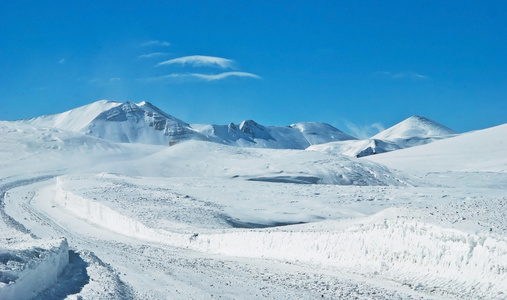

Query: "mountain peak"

xmin=373 ymin=115 xmax=456 ymax=141
xmin=239 ymin=120 xmax=274 ymax=140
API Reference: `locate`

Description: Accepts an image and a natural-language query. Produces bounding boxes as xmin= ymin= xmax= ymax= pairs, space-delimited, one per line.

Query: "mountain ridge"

xmin=17 ymin=100 xmax=356 ymax=149
xmin=13 ymin=100 xmax=460 ymax=155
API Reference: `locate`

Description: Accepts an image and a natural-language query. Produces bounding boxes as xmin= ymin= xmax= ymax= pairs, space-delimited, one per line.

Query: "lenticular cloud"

xmin=156 ymin=55 xmax=235 ymax=69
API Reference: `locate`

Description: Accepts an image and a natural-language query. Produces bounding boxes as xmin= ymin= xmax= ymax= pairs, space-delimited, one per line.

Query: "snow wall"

xmin=0 ymin=238 xmax=69 ymax=300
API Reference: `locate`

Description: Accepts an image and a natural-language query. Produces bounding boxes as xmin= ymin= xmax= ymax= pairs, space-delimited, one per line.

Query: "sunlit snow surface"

xmin=1 ymin=120 xmax=507 ymax=299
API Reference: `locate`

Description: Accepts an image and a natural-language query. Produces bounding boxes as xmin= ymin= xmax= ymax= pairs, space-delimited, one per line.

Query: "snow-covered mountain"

xmin=18 ymin=101 xmax=456 ymax=154
xmin=19 ymin=100 xmax=356 ymax=148
xmin=308 ymin=115 xmax=457 ymax=157
xmin=195 ymin=120 xmax=356 ymax=149
xmin=372 ymin=115 xmax=456 ymax=146
xmin=23 ymin=100 xmax=202 ymax=144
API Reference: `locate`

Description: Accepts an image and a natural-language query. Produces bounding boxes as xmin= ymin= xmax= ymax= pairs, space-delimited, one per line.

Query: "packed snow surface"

xmin=1 ymin=102 xmax=507 ymax=299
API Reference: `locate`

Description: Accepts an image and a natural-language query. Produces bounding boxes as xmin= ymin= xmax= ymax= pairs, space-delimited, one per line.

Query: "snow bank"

xmin=53 ymin=178 xmax=189 ymax=245
xmin=0 ymin=238 xmax=69 ymax=300
xmin=53 ymin=179 xmax=507 ymax=299
xmin=194 ymin=219 xmax=507 ymax=298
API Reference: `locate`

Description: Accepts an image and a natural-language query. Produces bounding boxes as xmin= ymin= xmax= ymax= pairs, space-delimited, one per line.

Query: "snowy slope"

xmin=22 ymin=100 xmax=122 ymax=132
xmin=367 ymin=123 xmax=507 ymax=173
xmin=0 ymin=121 xmax=160 ymax=181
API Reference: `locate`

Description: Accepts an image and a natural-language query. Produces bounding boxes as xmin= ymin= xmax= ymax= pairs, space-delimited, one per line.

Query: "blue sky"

xmin=1 ymin=1 xmax=506 ymax=137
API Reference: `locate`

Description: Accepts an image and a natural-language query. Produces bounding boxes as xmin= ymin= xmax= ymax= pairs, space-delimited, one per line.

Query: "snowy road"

xmin=2 ymin=177 xmax=440 ymax=300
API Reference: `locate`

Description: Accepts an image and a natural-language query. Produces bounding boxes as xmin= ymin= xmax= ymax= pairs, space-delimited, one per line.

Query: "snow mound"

xmin=0 ymin=238 xmax=69 ymax=300
xmin=367 ymin=122 xmax=507 ymax=173
xmin=111 ymin=140 xmax=408 ymax=186
xmin=308 ymin=139 xmax=401 ymax=158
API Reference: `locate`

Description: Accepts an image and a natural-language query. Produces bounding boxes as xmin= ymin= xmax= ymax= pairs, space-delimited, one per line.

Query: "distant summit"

xmin=373 ymin=116 xmax=456 ymax=141
xmin=197 ymin=120 xmax=356 ymax=149
xmin=308 ymin=116 xmax=457 ymax=157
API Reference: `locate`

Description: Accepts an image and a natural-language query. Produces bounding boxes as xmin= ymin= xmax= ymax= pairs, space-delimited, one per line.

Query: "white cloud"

xmin=141 ymin=71 xmax=261 ymax=82
xmin=58 ymin=58 xmax=66 ymax=64
xmin=141 ymin=40 xmax=170 ymax=47
xmin=189 ymin=72 xmax=261 ymax=81
xmin=344 ymin=121 xmax=385 ymax=139
xmin=156 ymin=55 xmax=235 ymax=69
xmin=138 ymin=52 xmax=170 ymax=59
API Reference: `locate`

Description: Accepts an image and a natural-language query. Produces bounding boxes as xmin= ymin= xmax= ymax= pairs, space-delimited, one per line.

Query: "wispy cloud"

xmin=58 ymin=58 xmax=66 ymax=64
xmin=344 ymin=121 xmax=385 ymax=139
xmin=188 ymin=72 xmax=260 ymax=81
xmin=141 ymin=71 xmax=261 ymax=82
xmin=138 ymin=52 xmax=170 ymax=59
xmin=378 ymin=71 xmax=429 ymax=80
xmin=141 ymin=40 xmax=170 ymax=47
xmin=156 ymin=55 xmax=235 ymax=69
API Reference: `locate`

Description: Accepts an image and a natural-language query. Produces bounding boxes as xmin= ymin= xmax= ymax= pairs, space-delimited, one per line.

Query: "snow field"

xmin=112 ymin=140 xmax=410 ymax=186
xmin=51 ymin=177 xmax=507 ymax=299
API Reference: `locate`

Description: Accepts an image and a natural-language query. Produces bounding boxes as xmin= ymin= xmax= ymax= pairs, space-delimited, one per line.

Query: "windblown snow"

xmin=1 ymin=100 xmax=506 ymax=299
